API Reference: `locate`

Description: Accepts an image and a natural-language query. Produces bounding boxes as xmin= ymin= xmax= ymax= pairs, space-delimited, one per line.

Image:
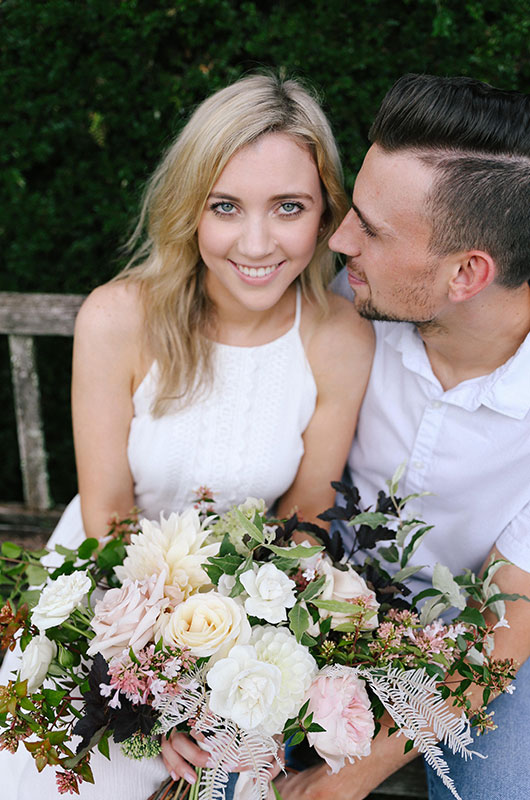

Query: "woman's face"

xmin=197 ymin=133 xmax=324 ymax=313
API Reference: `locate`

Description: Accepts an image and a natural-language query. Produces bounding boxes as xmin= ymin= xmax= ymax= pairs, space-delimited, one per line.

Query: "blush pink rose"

xmin=306 ymin=666 xmax=375 ymax=772
xmin=88 ymin=570 xmax=168 ymax=661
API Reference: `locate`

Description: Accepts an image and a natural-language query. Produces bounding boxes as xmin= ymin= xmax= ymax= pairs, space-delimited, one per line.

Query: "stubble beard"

xmin=353 ymin=274 xmax=446 ymax=334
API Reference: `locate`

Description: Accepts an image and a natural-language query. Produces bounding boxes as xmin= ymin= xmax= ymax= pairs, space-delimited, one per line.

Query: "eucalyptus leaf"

xmin=313 ymin=598 xmax=358 ymax=614
xmin=347 ymin=512 xmax=389 ymax=529
xmin=387 ymin=461 xmax=406 ymax=496
xmin=400 ymin=526 xmax=433 ymax=566
xmin=25 ymin=564 xmax=49 ymax=586
xmin=432 ymin=563 xmax=466 ymax=610
xmin=232 ymin=508 xmax=264 ymax=543
xmin=419 ymin=595 xmax=450 ymax=626
xmin=288 ymin=604 xmax=310 ymax=641
xmin=393 ymin=564 xmax=425 ymax=582
xmin=298 ymin=575 xmax=326 ymax=602
xmin=267 ymin=544 xmax=322 ymax=559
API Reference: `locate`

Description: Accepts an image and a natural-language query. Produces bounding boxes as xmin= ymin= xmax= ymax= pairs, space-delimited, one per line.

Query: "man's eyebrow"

xmin=351 ymin=201 xmax=379 ymax=233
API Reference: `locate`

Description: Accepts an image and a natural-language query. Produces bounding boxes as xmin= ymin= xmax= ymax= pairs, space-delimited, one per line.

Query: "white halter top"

xmin=127 ymin=286 xmax=317 ymax=517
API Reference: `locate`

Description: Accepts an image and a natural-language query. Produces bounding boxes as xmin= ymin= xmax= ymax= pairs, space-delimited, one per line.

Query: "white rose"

xmin=19 ymin=633 xmax=57 ymax=692
xmin=207 ymin=644 xmax=282 ymax=730
xmin=115 ymin=509 xmax=219 ymax=604
xmin=240 ymin=564 xmax=296 ymax=624
xmin=238 ymin=498 xmax=266 ymax=517
xmin=156 ymin=591 xmax=251 ymax=658
xmin=319 ymin=560 xmax=379 ymax=630
xmin=31 ymin=570 xmax=92 ymax=631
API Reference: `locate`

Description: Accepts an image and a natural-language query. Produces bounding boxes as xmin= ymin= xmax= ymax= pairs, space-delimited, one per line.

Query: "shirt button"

xmin=431 ymin=400 xmax=442 ymax=409
xmin=413 ymin=460 xmax=424 ymax=470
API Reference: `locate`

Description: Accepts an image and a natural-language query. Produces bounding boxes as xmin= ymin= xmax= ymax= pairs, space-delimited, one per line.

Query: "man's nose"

xmin=329 ymin=209 xmax=361 ymax=256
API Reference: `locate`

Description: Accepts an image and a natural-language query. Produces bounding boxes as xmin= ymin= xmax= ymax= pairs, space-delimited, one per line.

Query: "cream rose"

xmin=31 ymin=570 xmax=92 ymax=631
xmin=156 ymin=591 xmax=250 ymax=658
xmin=319 ymin=560 xmax=379 ymax=630
xmin=19 ymin=633 xmax=57 ymax=692
xmin=88 ymin=571 xmax=168 ymax=660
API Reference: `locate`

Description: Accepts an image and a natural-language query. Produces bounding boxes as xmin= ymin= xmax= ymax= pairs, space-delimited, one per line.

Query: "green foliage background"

xmin=1 ymin=0 xmax=529 ymax=504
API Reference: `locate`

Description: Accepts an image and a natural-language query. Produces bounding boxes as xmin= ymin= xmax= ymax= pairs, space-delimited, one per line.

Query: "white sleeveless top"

xmin=128 ymin=286 xmax=317 ymax=517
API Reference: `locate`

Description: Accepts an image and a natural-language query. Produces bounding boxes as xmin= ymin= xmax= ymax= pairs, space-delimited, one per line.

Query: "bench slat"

xmin=0 ymin=292 xmax=84 ymax=336
xmin=8 ymin=334 xmax=52 ymax=510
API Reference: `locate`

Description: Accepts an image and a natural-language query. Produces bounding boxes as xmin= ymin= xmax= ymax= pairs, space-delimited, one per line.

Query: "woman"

xmin=3 ymin=73 xmax=374 ymax=798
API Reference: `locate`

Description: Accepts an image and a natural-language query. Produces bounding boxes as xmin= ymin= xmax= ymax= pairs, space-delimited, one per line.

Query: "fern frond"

xmin=360 ymin=666 xmax=483 ymax=800
xmin=153 ymin=668 xmax=209 ymax=733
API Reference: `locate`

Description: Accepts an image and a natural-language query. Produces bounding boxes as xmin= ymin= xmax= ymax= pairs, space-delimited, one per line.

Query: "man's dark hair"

xmin=369 ymin=74 xmax=530 ymax=288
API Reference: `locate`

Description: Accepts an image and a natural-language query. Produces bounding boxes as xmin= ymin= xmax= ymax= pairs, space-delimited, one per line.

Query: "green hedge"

xmin=2 ymin=0 xmax=529 ymax=503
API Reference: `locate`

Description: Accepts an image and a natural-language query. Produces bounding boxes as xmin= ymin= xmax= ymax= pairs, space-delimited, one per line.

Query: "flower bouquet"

xmin=0 ymin=470 xmax=522 ymax=800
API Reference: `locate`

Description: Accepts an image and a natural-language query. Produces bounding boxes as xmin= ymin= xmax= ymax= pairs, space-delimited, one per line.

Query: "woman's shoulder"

xmin=75 ymin=279 xmax=145 ymax=342
xmin=303 ymin=290 xmax=374 ymax=362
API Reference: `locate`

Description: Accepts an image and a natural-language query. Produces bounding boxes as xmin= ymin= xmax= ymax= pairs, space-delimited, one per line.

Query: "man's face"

xmin=329 ymin=145 xmax=453 ymax=325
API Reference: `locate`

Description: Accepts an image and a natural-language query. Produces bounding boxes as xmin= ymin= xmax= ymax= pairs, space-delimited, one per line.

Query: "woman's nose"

xmin=237 ymin=217 xmax=276 ymax=261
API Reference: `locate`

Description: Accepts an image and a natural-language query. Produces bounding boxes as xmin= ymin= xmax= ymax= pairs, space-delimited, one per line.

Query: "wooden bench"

xmin=0 ymin=291 xmax=85 ymax=545
xmin=0 ymin=290 xmax=428 ymax=798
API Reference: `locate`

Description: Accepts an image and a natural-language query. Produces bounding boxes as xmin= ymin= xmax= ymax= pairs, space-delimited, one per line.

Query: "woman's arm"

xmin=276 ymin=294 xmax=374 ymax=524
xmin=72 ymin=280 xmax=147 ymax=539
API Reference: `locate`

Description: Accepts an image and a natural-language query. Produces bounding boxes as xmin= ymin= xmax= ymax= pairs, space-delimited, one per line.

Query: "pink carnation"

xmin=306 ymin=666 xmax=375 ymax=773
xmin=88 ymin=571 xmax=168 ymax=661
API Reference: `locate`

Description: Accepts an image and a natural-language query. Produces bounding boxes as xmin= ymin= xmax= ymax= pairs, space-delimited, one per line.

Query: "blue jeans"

xmin=425 ymin=656 xmax=530 ymax=800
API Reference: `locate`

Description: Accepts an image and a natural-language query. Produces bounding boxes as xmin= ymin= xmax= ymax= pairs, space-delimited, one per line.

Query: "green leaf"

xmin=204 ymin=563 xmax=224 ymax=585
xmin=47 ymin=730 xmax=67 ymax=745
xmin=387 ymin=461 xmax=406 ymax=496
xmin=97 ymin=730 xmax=111 ymax=760
xmin=347 ymin=512 xmax=389 ymax=529
xmin=401 ymin=526 xmax=433 ymax=567
xmin=404 ymin=738 xmax=415 ymax=754
xmin=432 ymin=563 xmax=466 ymax=610
xmin=289 ymin=730 xmax=306 ymax=746
xmin=232 ymin=509 xmax=264 ymax=543
xmin=42 ymin=689 xmax=67 ymax=707
xmin=78 ymin=538 xmax=99 ymax=560
xmin=298 ymin=575 xmax=326 ymax=602
xmin=300 ymin=633 xmax=318 ymax=647
xmin=378 ymin=544 xmax=399 ymax=563
xmin=288 ymin=604 xmax=310 ymax=641
xmin=208 ymin=555 xmax=242 ymax=575
xmin=272 ymin=782 xmax=284 ymax=800
xmin=485 ymin=592 xmax=529 ymax=605
xmin=219 ymin=535 xmax=237 ymax=557
xmin=25 ymin=564 xmax=49 ymax=586
xmin=19 ymin=589 xmax=41 ymax=609
xmin=1 ymin=542 xmax=23 ymax=559
xmin=393 ymin=564 xmax=425 ymax=582
xmin=313 ymin=599 xmax=358 ymax=614
xmin=458 ymin=606 xmax=486 ymax=628
xmin=267 ymin=544 xmax=323 ymax=559
xmin=307 ymin=723 xmax=326 ymax=733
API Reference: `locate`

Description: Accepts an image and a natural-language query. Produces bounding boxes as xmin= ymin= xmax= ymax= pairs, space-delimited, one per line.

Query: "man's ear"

xmin=447 ymin=251 xmax=496 ymax=303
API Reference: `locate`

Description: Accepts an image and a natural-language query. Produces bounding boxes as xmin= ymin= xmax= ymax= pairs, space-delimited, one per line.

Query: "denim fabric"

xmin=425 ymin=656 xmax=530 ymax=800
xmin=224 ymin=772 xmax=239 ymax=799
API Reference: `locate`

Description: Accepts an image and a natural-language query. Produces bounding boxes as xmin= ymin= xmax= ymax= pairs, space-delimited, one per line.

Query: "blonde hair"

xmin=118 ymin=73 xmax=348 ymax=415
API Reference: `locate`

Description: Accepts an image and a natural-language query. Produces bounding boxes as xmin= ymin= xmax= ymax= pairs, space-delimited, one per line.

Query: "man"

xmin=278 ymin=74 xmax=530 ymax=800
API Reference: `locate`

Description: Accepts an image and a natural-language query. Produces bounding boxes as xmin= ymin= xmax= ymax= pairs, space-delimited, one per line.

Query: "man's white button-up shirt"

xmin=333 ymin=269 xmax=530 ymax=584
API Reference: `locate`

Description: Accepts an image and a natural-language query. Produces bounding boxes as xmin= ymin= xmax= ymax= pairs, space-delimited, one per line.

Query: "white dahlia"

xmin=114 ymin=508 xmax=219 ymax=604
xmin=250 ymin=626 xmax=317 ymax=735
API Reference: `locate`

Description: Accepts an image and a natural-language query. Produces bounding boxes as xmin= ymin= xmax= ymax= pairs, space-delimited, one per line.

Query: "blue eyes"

xmin=210 ymin=201 xmax=304 ymax=217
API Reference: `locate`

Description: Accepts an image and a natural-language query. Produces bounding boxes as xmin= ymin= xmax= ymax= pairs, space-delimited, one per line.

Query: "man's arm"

xmin=276 ymin=546 xmax=530 ymax=800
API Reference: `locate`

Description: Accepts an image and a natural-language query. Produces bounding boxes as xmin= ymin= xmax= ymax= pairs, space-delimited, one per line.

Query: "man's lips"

xmin=347 ymin=266 xmax=367 ymax=286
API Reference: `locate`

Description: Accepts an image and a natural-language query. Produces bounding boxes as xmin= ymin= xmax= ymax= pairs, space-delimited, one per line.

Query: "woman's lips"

xmin=229 ymin=259 xmax=286 ymax=284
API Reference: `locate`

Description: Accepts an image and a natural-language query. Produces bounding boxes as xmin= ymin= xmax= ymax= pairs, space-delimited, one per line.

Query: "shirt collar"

xmin=379 ymin=321 xmax=530 ymax=419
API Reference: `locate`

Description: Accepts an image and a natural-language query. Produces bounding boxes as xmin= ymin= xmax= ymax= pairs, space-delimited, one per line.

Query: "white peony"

xmin=250 ymin=626 xmax=317 ymax=735
xmin=240 ymin=563 xmax=296 ymax=624
xmin=31 ymin=570 xmax=92 ymax=631
xmin=156 ymin=591 xmax=251 ymax=658
xmin=114 ymin=508 xmax=219 ymax=604
xmin=207 ymin=644 xmax=282 ymax=730
xmin=19 ymin=633 xmax=57 ymax=692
